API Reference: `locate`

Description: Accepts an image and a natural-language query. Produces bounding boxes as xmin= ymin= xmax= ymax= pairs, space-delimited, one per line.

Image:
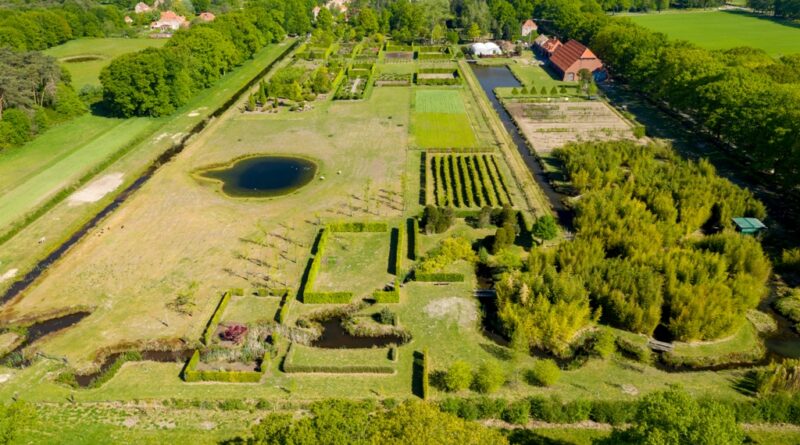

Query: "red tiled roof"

xmin=522 ymin=19 xmax=537 ymax=30
xmin=541 ymin=38 xmax=561 ymax=53
xmin=550 ymin=40 xmax=598 ymax=73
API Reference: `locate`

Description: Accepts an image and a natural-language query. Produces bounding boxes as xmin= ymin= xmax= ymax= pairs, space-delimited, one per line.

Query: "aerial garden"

xmin=0 ymin=1 xmax=800 ymax=443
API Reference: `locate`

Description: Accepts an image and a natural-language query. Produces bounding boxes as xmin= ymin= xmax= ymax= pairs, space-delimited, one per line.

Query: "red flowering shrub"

xmin=221 ymin=324 xmax=248 ymax=343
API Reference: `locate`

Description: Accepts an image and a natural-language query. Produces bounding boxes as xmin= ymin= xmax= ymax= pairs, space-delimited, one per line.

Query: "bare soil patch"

xmin=67 ymin=173 xmax=125 ymax=206
xmin=423 ymin=297 xmax=478 ymax=327
xmin=506 ymin=101 xmax=637 ymax=153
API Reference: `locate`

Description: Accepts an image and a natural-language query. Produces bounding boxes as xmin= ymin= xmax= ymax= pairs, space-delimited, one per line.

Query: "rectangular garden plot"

xmin=283 ymin=343 xmax=396 ymax=374
xmin=426 ymin=154 xmax=513 ymax=209
xmin=334 ymin=63 xmax=375 ymax=100
xmin=416 ymin=45 xmax=453 ymax=61
xmin=504 ymin=100 xmax=636 ymax=154
xmin=411 ymin=90 xmax=477 ymax=149
xmin=415 ymin=67 xmax=462 ymax=86
xmin=314 ymin=231 xmax=393 ymax=297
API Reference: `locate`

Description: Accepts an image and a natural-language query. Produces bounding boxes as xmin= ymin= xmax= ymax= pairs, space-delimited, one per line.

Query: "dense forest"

xmin=495 ymin=141 xmax=770 ymax=355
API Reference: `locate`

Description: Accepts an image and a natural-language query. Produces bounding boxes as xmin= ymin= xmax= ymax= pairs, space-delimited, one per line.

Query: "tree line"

xmin=748 ymin=0 xmax=800 ymax=18
xmin=0 ymin=2 xmax=126 ymax=51
xmin=100 ymin=0 xmax=312 ymax=117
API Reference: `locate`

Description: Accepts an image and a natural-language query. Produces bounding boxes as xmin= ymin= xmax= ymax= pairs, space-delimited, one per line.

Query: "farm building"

xmin=134 ymin=2 xmax=151 ymax=13
xmin=470 ymin=42 xmax=502 ymax=57
xmin=549 ymin=40 xmax=603 ymax=81
xmin=150 ymin=11 xmax=188 ymax=31
xmin=732 ymin=217 xmax=767 ymax=235
xmin=535 ymin=35 xmax=562 ymax=57
xmin=521 ymin=19 xmax=538 ymax=37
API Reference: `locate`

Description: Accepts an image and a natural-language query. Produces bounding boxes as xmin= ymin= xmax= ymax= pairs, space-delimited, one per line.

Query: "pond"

xmin=312 ymin=318 xmax=408 ymax=349
xmin=199 ymin=156 xmax=317 ymax=198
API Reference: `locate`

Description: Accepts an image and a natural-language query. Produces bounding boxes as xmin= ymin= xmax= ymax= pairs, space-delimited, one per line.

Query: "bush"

xmin=527 ymin=359 xmax=561 ymax=387
xmin=502 ymin=399 xmax=530 ymax=424
xmin=328 ymin=222 xmax=388 ymax=232
xmin=615 ymin=336 xmax=651 ymax=364
xmin=532 ymin=215 xmax=559 ymax=241
xmin=473 ymin=361 xmax=505 ymax=394
xmin=414 ymin=272 xmax=465 ymax=282
xmin=592 ymin=328 xmax=617 ymax=359
xmin=444 ymin=360 xmax=473 ymax=392
xmin=781 ymin=248 xmax=800 ymax=273
xmin=378 ymin=307 xmax=396 ymax=325
xmin=590 ymin=400 xmax=636 ymax=425
xmin=633 ymin=124 xmax=646 ymax=138
xmin=219 ymin=399 xmax=249 ymax=411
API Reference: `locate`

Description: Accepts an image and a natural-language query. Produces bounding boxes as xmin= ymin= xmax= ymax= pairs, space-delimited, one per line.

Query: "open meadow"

xmin=44 ymin=38 xmax=167 ymax=89
xmin=627 ymin=10 xmax=800 ymax=56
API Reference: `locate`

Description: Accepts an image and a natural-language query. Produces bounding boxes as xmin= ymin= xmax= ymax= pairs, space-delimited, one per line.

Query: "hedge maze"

xmin=427 ymin=154 xmax=513 ymax=209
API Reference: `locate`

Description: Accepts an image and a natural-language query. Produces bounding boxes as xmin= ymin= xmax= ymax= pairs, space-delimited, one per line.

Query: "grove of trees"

xmin=100 ymin=1 xmax=307 ymax=116
xmin=496 ymin=141 xmax=770 ymax=356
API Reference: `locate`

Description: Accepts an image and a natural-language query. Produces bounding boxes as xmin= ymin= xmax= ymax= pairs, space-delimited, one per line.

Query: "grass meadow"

xmin=316 ymin=231 xmax=393 ymax=296
xmin=627 ymin=10 xmax=800 ymax=56
xmin=44 ymin=38 xmax=167 ymax=89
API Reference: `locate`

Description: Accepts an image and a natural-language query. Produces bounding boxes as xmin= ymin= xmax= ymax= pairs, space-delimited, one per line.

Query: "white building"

xmin=150 ymin=11 xmax=188 ymax=31
xmin=471 ymin=42 xmax=502 ymax=57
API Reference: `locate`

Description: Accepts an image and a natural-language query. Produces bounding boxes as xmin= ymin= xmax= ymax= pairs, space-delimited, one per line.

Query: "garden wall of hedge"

xmin=182 ymin=349 xmax=270 ymax=383
xmin=201 ymin=292 xmax=231 ymax=345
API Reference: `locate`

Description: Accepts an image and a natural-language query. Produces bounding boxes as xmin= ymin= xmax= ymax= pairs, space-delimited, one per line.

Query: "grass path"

xmin=627 ymin=10 xmax=800 ymax=56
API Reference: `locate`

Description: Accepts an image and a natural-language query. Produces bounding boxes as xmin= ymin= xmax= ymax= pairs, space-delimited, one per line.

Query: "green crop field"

xmin=414 ymin=90 xmax=465 ymax=114
xmin=411 ymin=112 xmax=477 ymax=148
xmin=627 ymin=10 xmax=800 ymax=56
xmin=44 ymin=38 xmax=166 ymax=89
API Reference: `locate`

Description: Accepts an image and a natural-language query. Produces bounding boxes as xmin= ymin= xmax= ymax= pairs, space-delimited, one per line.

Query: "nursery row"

xmin=428 ymin=154 xmax=512 ymax=209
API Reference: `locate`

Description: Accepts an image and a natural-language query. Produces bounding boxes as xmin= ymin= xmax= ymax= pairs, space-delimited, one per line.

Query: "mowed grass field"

xmin=44 ymin=38 xmax=166 ymax=88
xmin=316 ymin=231 xmax=393 ymax=297
xmin=627 ymin=10 xmax=800 ymax=56
xmin=411 ymin=89 xmax=478 ymax=148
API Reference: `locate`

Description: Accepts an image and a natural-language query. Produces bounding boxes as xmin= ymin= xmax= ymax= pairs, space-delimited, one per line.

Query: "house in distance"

xmin=521 ymin=19 xmax=538 ymax=37
xmin=548 ymin=40 xmax=603 ymax=82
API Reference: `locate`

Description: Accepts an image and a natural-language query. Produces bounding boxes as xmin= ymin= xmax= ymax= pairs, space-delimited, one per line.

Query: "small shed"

xmin=470 ymin=42 xmax=502 ymax=57
xmin=732 ymin=217 xmax=766 ymax=235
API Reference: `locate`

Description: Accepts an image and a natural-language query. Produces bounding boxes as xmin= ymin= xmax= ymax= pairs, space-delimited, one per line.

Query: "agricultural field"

xmin=504 ymin=100 xmax=638 ymax=153
xmin=627 ymin=10 xmax=800 ymax=56
xmin=44 ymin=38 xmax=167 ymax=89
xmin=410 ymin=90 xmax=479 ymax=149
xmin=426 ymin=154 xmax=514 ymax=208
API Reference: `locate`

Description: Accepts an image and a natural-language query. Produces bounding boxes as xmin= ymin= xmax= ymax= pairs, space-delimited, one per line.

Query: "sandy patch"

xmin=68 ymin=173 xmax=124 ymax=206
xmin=199 ymin=421 xmax=216 ymax=430
xmin=621 ymin=383 xmax=639 ymax=396
xmin=0 ymin=374 xmax=11 ymax=383
xmin=424 ymin=297 xmax=478 ymax=327
xmin=156 ymin=420 xmax=176 ymax=429
xmin=0 ymin=269 xmax=18 ymax=283
xmin=122 ymin=417 xmax=138 ymax=428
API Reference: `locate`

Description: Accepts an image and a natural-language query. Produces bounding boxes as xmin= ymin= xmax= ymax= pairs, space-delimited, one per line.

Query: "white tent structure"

xmin=470 ymin=42 xmax=502 ymax=57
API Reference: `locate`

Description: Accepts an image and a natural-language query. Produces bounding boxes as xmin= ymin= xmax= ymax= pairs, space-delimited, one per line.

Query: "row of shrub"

xmin=394 ymin=226 xmax=405 ymax=277
xmin=57 ymin=351 xmax=144 ymax=389
xmin=372 ymin=289 xmax=400 ymax=303
xmin=254 ymin=287 xmax=290 ymax=297
xmin=430 ymin=155 xmax=511 ymax=209
xmin=417 ymin=47 xmax=453 ymax=61
xmin=304 ymin=292 xmax=354 ymax=304
xmin=385 ymin=43 xmax=414 ymax=52
xmin=415 ymin=71 xmax=462 ymax=86
xmin=182 ymin=349 xmax=270 ymax=382
xmin=414 ymin=273 xmax=466 ymax=282
xmin=661 ymin=343 xmax=766 ymax=370
xmin=439 ymin=392 xmax=800 ymax=426
xmin=277 ymin=292 xmax=292 ymax=324
xmin=201 ymin=292 xmax=231 ymax=345
xmin=282 ymin=343 xmax=395 ymax=374
xmin=328 ymin=222 xmax=388 ymax=232
xmin=299 ymin=42 xmax=337 ymax=60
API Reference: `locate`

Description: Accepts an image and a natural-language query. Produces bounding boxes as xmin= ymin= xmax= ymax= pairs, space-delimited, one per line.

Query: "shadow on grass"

xmin=480 ymin=343 xmax=513 ymax=361
xmin=412 ymin=350 xmax=425 ymax=398
xmin=723 ymin=9 xmax=800 ymax=30
xmin=506 ymin=429 xmax=576 ymax=445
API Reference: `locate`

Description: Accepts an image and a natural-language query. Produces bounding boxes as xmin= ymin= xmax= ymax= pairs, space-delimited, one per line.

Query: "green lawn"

xmin=411 ymin=113 xmax=477 ymax=149
xmin=670 ymin=322 xmax=760 ymax=358
xmin=627 ymin=10 xmax=800 ymax=56
xmin=221 ymin=295 xmax=281 ymax=325
xmin=44 ymin=38 xmax=166 ymax=89
xmin=415 ymin=90 xmax=466 ymax=114
xmin=316 ymin=231 xmax=393 ymax=297
xmin=286 ymin=343 xmax=395 ymax=370
xmin=508 ymin=61 xmax=580 ymax=95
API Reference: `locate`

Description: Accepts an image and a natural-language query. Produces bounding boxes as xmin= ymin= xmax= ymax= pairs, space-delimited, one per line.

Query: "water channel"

xmin=468 ymin=63 xmax=571 ymax=227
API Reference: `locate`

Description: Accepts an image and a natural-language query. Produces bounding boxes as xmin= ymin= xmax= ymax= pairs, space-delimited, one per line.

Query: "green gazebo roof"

xmin=732 ymin=217 xmax=766 ymax=231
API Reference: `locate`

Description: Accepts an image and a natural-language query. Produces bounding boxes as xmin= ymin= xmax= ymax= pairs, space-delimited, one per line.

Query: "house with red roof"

xmin=150 ymin=11 xmax=188 ymax=31
xmin=548 ymin=39 xmax=603 ymax=82
xmin=521 ymin=19 xmax=538 ymax=37
xmin=539 ymin=37 xmax=562 ymax=57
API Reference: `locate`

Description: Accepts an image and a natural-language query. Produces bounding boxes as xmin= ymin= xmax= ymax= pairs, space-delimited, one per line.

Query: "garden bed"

xmin=426 ymin=154 xmax=512 ymax=209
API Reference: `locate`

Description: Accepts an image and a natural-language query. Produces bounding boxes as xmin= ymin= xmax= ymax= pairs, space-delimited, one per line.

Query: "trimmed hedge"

xmin=201 ymin=292 xmax=231 ymax=345
xmin=80 ymin=351 xmax=143 ymax=389
xmin=373 ymin=288 xmax=400 ymax=303
xmin=615 ymin=336 xmax=651 ymax=364
xmin=182 ymin=349 xmax=269 ymax=382
xmin=410 ymin=218 xmax=419 ymax=260
xmin=661 ymin=343 xmax=766 ymax=370
xmin=422 ymin=348 xmax=430 ymax=400
xmin=328 ymin=221 xmax=389 ymax=233
xmin=277 ymin=293 xmax=292 ymax=324
xmin=415 ymin=272 xmax=465 ymax=282
xmin=483 ymin=155 xmax=511 ymax=206
xmin=394 ymin=226 xmax=404 ymax=277
xmin=415 ymin=68 xmax=462 ymax=86
xmin=303 ymin=292 xmax=353 ymax=304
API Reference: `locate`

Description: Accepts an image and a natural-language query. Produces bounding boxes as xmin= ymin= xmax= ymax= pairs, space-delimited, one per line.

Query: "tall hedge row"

xmin=415 ymin=272 xmax=465 ymax=282
xmin=182 ymin=350 xmax=270 ymax=382
xmin=328 ymin=222 xmax=388 ymax=232
xmin=421 ymin=348 xmax=430 ymax=400
xmin=282 ymin=343 xmax=395 ymax=374
xmin=201 ymin=292 xmax=231 ymax=345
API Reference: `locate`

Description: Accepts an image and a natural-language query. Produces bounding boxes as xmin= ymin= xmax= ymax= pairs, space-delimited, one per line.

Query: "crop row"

xmin=428 ymin=154 xmax=512 ymax=208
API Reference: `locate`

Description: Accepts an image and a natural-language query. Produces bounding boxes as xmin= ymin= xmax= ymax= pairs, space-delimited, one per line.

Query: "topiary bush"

xmin=526 ymin=359 xmax=561 ymax=387
xmin=443 ymin=360 xmax=473 ymax=392
xmin=473 ymin=361 xmax=505 ymax=394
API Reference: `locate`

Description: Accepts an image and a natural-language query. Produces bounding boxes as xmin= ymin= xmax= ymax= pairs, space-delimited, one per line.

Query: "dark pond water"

xmin=469 ymin=64 xmax=572 ymax=227
xmin=6 ymin=312 xmax=90 ymax=356
xmin=75 ymin=349 xmax=193 ymax=387
xmin=312 ymin=318 xmax=407 ymax=349
xmin=200 ymin=156 xmax=317 ymax=198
